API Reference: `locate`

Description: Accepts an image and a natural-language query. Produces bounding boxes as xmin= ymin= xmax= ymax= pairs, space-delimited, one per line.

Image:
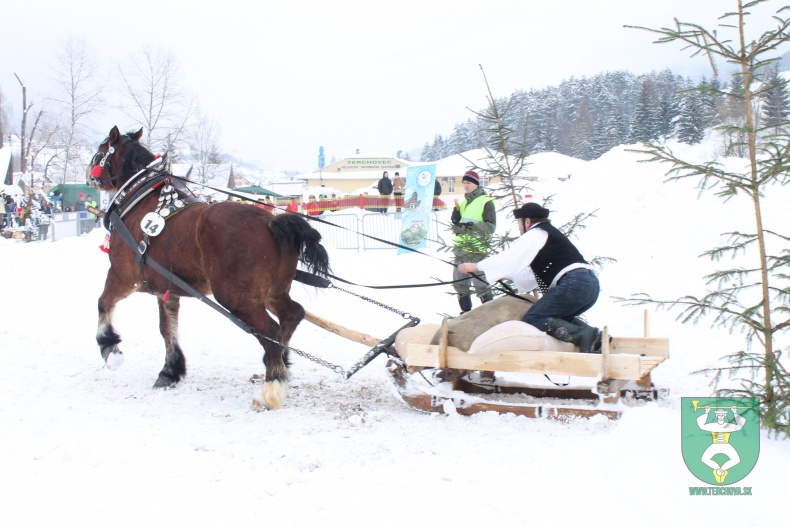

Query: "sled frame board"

xmin=453 ymin=377 xmax=664 ymax=402
xmin=387 ymin=358 xmax=622 ymax=420
xmin=402 ymin=344 xmax=666 ymax=381
xmin=610 ymin=336 xmax=669 ymax=358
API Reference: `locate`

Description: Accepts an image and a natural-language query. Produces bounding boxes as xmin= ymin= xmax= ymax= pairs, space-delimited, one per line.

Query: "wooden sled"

xmin=389 ymin=319 xmax=670 ymax=420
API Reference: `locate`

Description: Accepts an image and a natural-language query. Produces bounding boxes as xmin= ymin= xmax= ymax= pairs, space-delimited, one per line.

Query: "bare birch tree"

xmin=186 ymin=110 xmax=225 ymax=188
xmin=116 ymin=45 xmax=195 ymax=156
xmin=48 ymin=36 xmax=104 ymax=183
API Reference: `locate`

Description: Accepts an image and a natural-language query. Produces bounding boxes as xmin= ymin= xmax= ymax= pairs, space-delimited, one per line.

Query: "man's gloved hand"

xmin=450 ymin=208 xmax=461 ymax=225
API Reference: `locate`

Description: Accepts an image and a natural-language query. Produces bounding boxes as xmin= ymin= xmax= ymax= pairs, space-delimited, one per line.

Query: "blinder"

xmin=90 ymin=136 xmax=131 ymax=186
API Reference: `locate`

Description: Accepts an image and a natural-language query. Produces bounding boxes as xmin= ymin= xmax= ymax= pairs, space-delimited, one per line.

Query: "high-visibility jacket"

xmin=454 ymin=194 xmax=493 ymax=254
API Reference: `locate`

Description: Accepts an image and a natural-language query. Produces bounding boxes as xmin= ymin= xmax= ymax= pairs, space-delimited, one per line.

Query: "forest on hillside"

xmin=419 ymin=64 xmax=790 ymax=162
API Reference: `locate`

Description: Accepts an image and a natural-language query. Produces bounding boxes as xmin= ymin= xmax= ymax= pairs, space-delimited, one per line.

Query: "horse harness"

xmin=102 ymin=159 xmax=413 ymax=379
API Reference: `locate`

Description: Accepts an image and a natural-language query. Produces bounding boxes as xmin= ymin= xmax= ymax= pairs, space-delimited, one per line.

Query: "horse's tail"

xmin=268 ymin=213 xmax=330 ymax=278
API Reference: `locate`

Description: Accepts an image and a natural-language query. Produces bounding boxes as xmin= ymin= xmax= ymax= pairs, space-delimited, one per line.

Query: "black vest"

xmin=529 ymin=222 xmax=587 ymax=293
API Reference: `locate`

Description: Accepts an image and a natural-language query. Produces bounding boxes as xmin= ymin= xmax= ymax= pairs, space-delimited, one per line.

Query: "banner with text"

xmin=398 ymin=164 xmax=436 ymax=254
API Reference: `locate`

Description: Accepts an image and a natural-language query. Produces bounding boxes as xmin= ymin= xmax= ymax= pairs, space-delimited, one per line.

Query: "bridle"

xmin=90 ymin=136 xmax=133 ymax=189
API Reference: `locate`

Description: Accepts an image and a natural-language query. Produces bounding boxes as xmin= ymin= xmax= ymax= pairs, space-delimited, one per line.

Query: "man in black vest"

xmin=456 ymin=202 xmax=602 ymax=353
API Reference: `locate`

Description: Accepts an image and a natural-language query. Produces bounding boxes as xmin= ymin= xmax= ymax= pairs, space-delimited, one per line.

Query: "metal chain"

xmin=328 ymin=283 xmax=416 ymax=321
xmin=249 ymin=284 xmax=418 ymax=379
xmin=249 ymin=328 xmax=348 ymax=377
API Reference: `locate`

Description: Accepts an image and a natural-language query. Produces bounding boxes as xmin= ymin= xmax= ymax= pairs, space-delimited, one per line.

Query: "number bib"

xmin=141 ymin=212 xmax=166 ymax=236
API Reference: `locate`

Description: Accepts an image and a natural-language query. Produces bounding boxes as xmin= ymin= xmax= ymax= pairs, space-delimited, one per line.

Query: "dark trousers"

xmin=522 ymin=269 xmax=599 ymax=332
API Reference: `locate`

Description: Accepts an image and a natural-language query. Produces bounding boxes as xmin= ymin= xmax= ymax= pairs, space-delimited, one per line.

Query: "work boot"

xmin=572 ymin=317 xmax=606 ymax=353
xmin=458 ymin=294 xmax=473 ymax=313
xmin=546 ymin=317 xmax=601 ymax=354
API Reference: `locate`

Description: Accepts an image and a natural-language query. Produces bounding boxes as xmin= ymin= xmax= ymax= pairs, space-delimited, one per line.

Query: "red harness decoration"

xmin=99 ymin=232 xmax=111 ymax=254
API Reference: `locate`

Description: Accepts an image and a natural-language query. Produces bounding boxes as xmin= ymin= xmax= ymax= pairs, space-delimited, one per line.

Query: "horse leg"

xmin=153 ymin=294 xmax=187 ymax=388
xmin=265 ymin=293 xmax=306 ymax=365
xmin=246 ymin=309 xmax=289 ymax=411
xmin=96 ymin=277 xmax=135 ymax=370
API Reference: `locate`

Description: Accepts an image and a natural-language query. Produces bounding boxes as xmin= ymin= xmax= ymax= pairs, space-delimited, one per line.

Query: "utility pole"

xmin=13 ymin=73 xmax=29 ymax=174
xmin=318 ymin=146 xmax=325 ymax=186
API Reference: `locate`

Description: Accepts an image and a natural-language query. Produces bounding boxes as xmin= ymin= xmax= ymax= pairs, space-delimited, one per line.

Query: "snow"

xmin=1 ymin=140 xmax=788 ymax=526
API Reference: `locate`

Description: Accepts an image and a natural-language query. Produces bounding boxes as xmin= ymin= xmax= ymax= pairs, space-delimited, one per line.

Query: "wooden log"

xmin=303 ymin=310 xmax=380 ymax=347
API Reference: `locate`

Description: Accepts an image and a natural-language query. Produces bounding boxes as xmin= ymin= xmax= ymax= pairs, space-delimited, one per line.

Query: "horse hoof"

xmin=153 ymin=372 xmax=179 ymax=389
xmin=252 ymin=380 xmax=287 ymax=411
xmin=103 ymin=349 xmax=124 ymax=371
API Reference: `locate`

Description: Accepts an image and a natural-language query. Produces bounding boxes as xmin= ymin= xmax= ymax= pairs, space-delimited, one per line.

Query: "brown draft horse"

xmin=89 ymin=126 xmax=330 ymax=410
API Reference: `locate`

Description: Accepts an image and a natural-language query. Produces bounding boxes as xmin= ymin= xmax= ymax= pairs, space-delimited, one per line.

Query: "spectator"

xmin=433 ymin=178 xmax=443 ymax=211
xmin=376 ymin=171 xmax=393 ymax=213
xmin=457 ymin=202 xmax=602 ymax=353
xmin=4 ymin=193 xmax=17 ymax=228
xmin=393 ymin=172 xmax=406 ymax=212
xmin=74 ymin=194 xmax=89 ymax=234
xmin=303 ymin=196 xmax=320 ymax=216
xmin=285 ymin=198 xmax=299 ymax=213
xmin=86 ymin=194 xmax=98 ymax=230
xmin=450 ymin=170 xmax=496 ymax=313
xmin=38 ymin=199 xmax=52 ymax=241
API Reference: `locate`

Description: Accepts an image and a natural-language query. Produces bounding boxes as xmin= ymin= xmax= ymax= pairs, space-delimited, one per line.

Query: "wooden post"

xmin=601 ymin=326 xmax=611 ymax=379
xmin=438 ymin=318 xmax=449 ymax=369
xmin=635 ymin=310 xmax=653 ymax=390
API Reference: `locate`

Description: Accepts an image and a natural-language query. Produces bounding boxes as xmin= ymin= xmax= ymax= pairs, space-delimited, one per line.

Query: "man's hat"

xmin=462 ymin=170 xmax=480 ymax=186
xmin=514 ymin=202 xmax=550 ymax=219
xmin=78 ymin=193 xmax=86 ymax=198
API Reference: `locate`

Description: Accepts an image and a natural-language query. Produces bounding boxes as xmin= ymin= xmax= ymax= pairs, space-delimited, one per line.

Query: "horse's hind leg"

xmin=246 ymin=309 xmax=288 ymax=411
xmin=153 ymin=294 xmax=187 ymax=388
xmin=265 ymin=293 xmax=306 ymax=363
xmin=97 ymin=276 xmax=135 ymax=370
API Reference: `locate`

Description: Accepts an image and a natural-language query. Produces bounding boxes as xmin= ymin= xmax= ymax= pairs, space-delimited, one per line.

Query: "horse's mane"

xmin=118 ymin=133 xmax=156 ymax=178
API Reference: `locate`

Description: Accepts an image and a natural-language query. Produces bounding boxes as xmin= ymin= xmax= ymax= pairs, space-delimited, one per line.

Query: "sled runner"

xmin=387 ymin=316 xmax=669 ymax=420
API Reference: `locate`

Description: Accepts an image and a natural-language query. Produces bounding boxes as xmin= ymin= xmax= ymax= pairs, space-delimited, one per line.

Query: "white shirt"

xmin=477 ymin=222 xmax=593 ymax=293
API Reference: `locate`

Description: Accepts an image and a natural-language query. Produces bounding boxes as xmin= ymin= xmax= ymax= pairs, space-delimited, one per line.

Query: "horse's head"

xmin=89 ymin=126 xmax=155 ymax=192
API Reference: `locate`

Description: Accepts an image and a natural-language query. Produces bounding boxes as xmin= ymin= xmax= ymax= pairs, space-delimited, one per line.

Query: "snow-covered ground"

xmin=1 ymin=140 xmax=788 ymax=526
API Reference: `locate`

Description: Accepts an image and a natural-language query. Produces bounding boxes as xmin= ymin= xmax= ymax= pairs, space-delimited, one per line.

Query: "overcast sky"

xmin=1 ymin=0 xmax=786 ymax=171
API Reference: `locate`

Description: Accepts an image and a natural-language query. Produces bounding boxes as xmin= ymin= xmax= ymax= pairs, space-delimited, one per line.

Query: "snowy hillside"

xmin=0 ymin=139 xmax=787 ymax=526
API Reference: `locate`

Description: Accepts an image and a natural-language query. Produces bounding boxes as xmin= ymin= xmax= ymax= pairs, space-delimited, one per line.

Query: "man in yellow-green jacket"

xmin=450 ymin=170 xmax=496 ymax=313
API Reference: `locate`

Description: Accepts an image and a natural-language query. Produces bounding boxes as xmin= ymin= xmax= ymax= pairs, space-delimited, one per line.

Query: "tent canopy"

xmin=233 ymin=185 xmax=284 ymax=197
xmin=48 ymin=184 xmax=97 ymax=207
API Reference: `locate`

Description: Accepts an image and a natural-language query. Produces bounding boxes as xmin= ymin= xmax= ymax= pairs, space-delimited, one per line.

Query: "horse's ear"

xmin=131 ymin=128 xmax=144 ymax=141
xmin=109 ymin=126 xmax=120 ymax=145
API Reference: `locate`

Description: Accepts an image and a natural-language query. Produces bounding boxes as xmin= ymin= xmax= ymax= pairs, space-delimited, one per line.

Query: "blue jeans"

xmin=522 ymin=269 xmax=599 ymax=332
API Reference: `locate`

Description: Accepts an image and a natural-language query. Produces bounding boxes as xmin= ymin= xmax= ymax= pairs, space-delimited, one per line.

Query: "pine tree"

xmin=626 ymin=0 xmax=790 ymax=436
xmin=629 ymin=79 xmax=660 ymax=143
xmin=760 ymin=64 xmax=790 ymax=128
xmin=676 ymin=90 xmax=706 ymax=145
xmin=419 ymin=142 xmax=432 ymax=162
xmin=570 ymin=97 xmax=596 ymax=160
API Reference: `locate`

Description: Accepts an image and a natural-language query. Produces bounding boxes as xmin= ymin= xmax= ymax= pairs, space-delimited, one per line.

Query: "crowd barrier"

xmin=3 ymin=196 xmax=448 ymax=249
xmin=310 ymin=211 xmax=442 ymax=251
xmin=1 ymin=212 xmax=99 ymax=242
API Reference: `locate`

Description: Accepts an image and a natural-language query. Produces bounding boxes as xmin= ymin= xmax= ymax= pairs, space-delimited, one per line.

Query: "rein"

xmin=165 ymin=175 xmax=530 ymax=301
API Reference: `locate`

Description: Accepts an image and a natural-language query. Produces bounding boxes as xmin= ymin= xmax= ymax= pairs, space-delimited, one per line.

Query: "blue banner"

xmin=398 ymin=164 xmax=436 ymax=254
